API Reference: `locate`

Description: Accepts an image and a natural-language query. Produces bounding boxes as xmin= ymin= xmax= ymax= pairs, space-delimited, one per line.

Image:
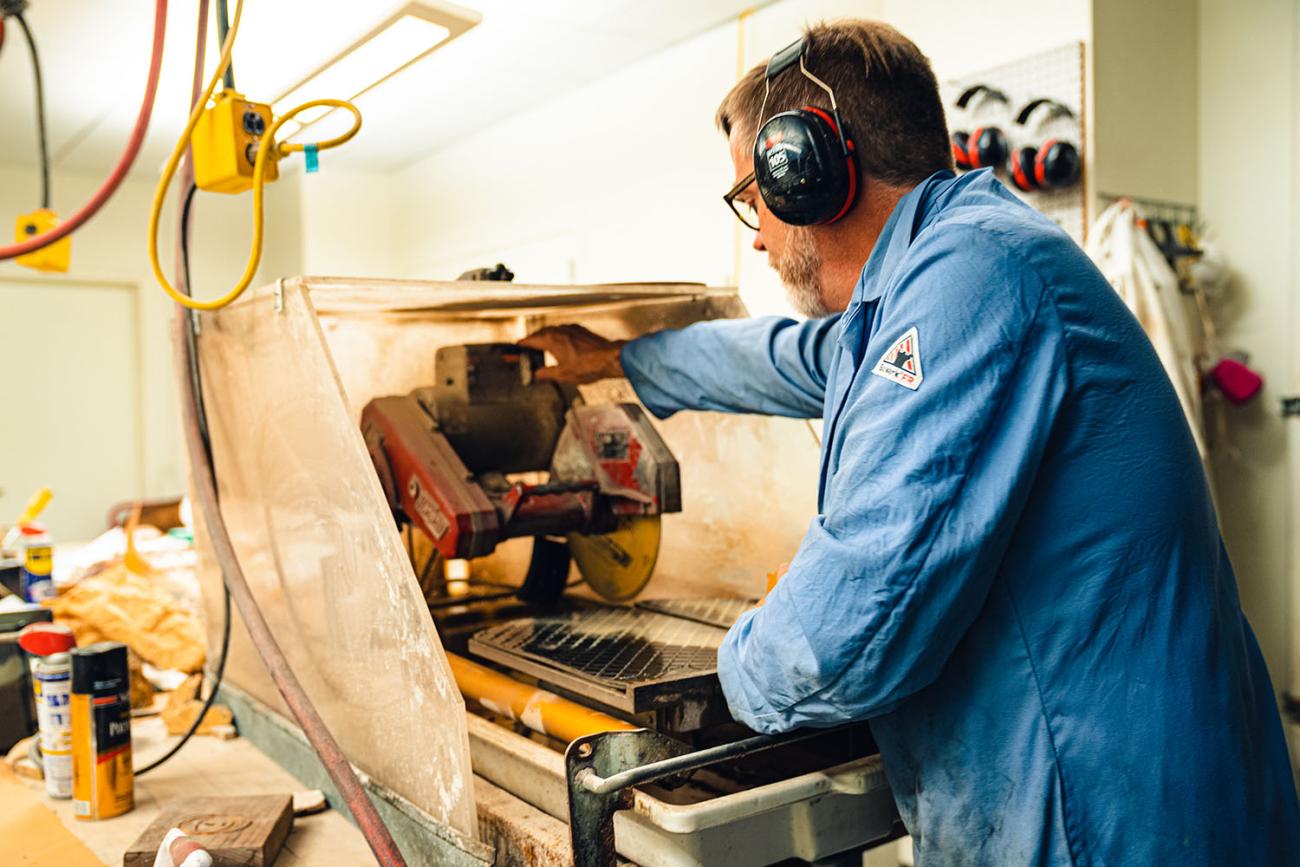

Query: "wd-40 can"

xmin=33 ymin=651 xmax=73 ymax=798
xmin=18 ymin=526 xmax=54 ymax=603
xmin=70 ymin=642 xmax=133 ymax=819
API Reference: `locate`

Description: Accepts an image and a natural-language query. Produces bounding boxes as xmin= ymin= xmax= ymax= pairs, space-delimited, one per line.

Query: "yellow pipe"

xmin=447 ymin=652 xmax=636 ymax=743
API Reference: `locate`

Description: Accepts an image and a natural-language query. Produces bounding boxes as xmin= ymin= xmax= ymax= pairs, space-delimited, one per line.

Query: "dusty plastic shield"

xmin=190 ymin=277 xmax=823 ymax=837
xmin=192 ymin=279 xmax=478 ymax=837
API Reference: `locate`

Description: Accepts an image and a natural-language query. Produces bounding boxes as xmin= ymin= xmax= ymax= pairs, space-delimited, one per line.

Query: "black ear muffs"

xmin=966 ymin=126 xmax=1009 ymax=170
xmin=950 ymin=84 xmax=1009 ymax=173
xmin=1035 ymin=138 xmax=1081 ymax=189
xmin=754 ymin=107 xmax=857 ymax=226
xmin=1010 ymin=146 xmax=1039 ymax=191
xmin=752 ymin=38 xmax=860 ymax=226
xmin=1012 ymin=99 xmax=1082 ymax=192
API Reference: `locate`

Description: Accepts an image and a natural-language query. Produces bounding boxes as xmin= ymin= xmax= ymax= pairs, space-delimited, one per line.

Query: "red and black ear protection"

xmin=753 ymin=38 xmax=859 ymax=226
xmin=1009 ymin=98 xmax=1082 ymax=192
xmin=951 ymin=85 xmax=1010 ymax=171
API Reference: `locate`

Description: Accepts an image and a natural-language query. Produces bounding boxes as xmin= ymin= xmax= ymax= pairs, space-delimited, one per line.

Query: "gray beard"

xmin=777 ymin=227 xmax=831 ymax=318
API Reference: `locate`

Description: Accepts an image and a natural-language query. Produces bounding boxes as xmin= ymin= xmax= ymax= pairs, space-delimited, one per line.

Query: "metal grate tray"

xmin=468 ymin=606 xmax=727 ymax=716
xmin=636 ymin=597 xmax=756 ymax=630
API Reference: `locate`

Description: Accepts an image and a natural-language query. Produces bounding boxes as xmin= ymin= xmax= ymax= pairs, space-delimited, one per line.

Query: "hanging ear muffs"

xmin=1009 ymin=146 xmax=1040 ymax=192
xmin=1011 ymin=98 xmax=1082 ymax=192
xmin=950 ymin=84 xmax=1009 ymax=172
xmin=965 ymin=126 xmax=1010 ymax=170
xmin=752 ymin=38 xmax=859 ymax=226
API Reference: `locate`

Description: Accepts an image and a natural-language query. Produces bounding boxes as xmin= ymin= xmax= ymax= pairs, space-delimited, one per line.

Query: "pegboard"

xmin=943 ymin=42 xmax=1088 ymax=243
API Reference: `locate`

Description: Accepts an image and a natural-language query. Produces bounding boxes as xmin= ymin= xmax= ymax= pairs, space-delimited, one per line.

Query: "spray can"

xmin=33 ymin=651 xmax=74 ymax=798
xmin=70 ymin=642 xmax=133 ymax=820
xmin=19 ymin=525 xmax=54 ymax=603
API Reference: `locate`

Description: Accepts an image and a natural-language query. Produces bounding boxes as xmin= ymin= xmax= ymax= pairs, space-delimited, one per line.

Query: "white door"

xmin=0 ymin=280 xmax=142 ymax=542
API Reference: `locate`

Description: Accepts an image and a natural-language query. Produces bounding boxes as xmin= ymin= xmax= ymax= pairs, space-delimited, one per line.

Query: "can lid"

xmin=17 ymin=622 xmax=76 ymax=656
xmin=71 ymin=641 xmax=129 ymax=691
xmin=39 ymin=651 xmax=72 ymax=668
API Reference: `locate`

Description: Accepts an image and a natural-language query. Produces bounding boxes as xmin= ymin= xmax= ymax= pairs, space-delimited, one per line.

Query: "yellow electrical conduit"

xmin=147 ymin=0 xmax=362 ymax=311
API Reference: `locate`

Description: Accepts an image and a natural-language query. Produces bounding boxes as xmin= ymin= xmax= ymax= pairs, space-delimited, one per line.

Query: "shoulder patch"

xmin=871 ymin=326 xmax=923 ymax=390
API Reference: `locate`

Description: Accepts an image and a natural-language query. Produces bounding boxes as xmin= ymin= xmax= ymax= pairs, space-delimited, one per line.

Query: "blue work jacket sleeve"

xmin=718 ymin=224 xmax=1070 ymax=732
xmin=620 ymin=315 xmax=840 ymax=419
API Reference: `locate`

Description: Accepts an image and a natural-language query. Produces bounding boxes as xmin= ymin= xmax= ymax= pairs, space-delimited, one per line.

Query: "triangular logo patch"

xmin=871 ymin=326 xmax=923 ymax=390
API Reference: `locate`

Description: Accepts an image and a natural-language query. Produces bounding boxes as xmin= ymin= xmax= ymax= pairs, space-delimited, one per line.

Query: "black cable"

xmin=178 ymin=183 xmax=212 ymax=453
xmin=216 ymin=0 xmax=235 ymax=90
xmin=14 ymin=13 xmax=50 ymax=209
xmin=135 ymin=183 xmax=232 ymax=777
xmin=135 ymin=584 xmax=230 ymax=775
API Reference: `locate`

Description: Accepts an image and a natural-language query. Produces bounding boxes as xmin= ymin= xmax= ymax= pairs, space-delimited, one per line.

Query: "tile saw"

xmin=361 ymin=342 xmax=681 ymax=605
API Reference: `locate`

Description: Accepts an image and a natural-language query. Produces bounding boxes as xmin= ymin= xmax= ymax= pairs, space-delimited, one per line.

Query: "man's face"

xmin=729 ymin=130 xmax=832 ymax=318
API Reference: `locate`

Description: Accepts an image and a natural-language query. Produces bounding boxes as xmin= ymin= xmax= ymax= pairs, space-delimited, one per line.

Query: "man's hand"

xmin=520 ymin=325 xmax=627 ymax=384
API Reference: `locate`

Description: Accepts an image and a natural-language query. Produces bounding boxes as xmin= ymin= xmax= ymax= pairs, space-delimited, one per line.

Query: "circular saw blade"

xmin=568 ymin=515 xmax=661 ymax=602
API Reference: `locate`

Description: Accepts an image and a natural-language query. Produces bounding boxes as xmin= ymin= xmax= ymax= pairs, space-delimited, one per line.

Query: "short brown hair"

xmin=717 ymin=20 xmax=953 ymax=187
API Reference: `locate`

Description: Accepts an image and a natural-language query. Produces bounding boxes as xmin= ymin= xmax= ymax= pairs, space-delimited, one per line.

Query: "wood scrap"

xmin=161 ymin=674 xmax=233 ymax=736
xmin=123 ymin=795 xmax=293 ymax=867
xmin=292 ymin=789 xmax=328 ymax=816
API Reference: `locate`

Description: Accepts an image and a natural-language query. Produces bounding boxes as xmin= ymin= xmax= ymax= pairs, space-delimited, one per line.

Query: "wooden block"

xmin=123 ymin=795 xmax=292 ymax=866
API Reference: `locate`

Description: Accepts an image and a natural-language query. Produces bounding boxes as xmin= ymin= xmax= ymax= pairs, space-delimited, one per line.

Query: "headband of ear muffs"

xmin=1014 ymin=97 xmax=1076 ymax=126
xmin=950 ymin=84 xmax=1009 ymax=173
xmin=752 ymin=38 xmax=860 ymax=226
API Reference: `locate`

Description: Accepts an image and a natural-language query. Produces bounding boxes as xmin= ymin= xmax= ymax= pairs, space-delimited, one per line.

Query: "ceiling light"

xmin=274 ymin=1 xmax=480 ymax=141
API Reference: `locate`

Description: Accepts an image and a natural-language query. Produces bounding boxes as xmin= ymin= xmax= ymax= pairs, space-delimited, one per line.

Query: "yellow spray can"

xmin=70 ymin=642 xmax=133 ymax=820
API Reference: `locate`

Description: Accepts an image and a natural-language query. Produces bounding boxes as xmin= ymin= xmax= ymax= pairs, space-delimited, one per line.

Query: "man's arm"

xmin=718 ymin=223 xmax=1069 ymax=732
xmin=523 ymin=315 xmax=841 ymax=420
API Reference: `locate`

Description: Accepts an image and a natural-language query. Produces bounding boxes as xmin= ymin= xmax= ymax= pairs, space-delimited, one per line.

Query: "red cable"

xmin=170 ymin=5 xmax=407 ymax=865
xmin=0 ymin=0 xmax=167 ymax=261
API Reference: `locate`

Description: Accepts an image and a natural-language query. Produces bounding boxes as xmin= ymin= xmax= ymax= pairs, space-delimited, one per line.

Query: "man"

xmin=523 ymin=20 xmax=1299 ymax=866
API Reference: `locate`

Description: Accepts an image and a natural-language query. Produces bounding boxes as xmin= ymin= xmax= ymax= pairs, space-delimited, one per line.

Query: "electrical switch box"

xmin=192 ymin=91 xmax=278 ymax=194
xmin=14 ymin=210 xmax=71 ymax=273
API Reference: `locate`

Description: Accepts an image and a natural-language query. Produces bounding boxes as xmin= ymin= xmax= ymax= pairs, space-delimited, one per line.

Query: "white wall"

xmin=390 ymin=14 xmax=741 ymax=291
xmin=294 ymin=168 xmax=403 ymax=279
xmin=0 ymin=162 xmax=305 ymax=513
xmin=1091 ymin=0 xmax=1199 ymax=205
xmin=389 ymin=0 xmax=1090 ymax=318
xmin=1198 ymin=0 xmax=1298 ymax=733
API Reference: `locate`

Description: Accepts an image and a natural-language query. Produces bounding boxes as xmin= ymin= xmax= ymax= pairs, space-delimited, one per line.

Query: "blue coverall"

xmin=621 ymin=169 xmax=1300 ymax=865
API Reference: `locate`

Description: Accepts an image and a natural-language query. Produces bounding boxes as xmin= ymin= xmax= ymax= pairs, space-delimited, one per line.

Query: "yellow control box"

xmin=14 ymin=209 xmax=71 ymax=273
xmin=192 ymin=91 xmax=278 ymax=194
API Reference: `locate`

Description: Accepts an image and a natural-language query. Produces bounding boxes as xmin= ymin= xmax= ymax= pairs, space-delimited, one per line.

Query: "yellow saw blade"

xmin=568 ymin=515 xmax=661 ymax=602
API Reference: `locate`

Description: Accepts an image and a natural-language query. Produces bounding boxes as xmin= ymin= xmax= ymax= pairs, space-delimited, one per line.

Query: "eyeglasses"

xmin=723 ymin=170 xmax=759 ymax=230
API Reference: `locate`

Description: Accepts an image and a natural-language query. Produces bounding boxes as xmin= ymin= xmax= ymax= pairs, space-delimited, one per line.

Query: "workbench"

xmin=1 ymin=715 xmax=377 ymax=865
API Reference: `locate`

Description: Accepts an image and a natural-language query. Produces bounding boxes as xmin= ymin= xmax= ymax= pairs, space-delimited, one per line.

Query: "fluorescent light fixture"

xmin=275 ymin=1 xmax=480 ymax=141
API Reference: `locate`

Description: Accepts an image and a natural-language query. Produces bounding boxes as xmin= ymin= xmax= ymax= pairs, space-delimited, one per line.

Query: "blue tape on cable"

xmin=304 ymin=143 xmax=319 ymax=174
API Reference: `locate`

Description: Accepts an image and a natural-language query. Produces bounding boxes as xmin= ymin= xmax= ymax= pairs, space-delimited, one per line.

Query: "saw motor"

xmin=361 ymin=343 xmax=680 ymax=603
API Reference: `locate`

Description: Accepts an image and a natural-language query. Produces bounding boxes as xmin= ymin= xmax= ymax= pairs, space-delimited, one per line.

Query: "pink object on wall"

xmin=1210 ymin=357 xmax=1264 ymax=405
